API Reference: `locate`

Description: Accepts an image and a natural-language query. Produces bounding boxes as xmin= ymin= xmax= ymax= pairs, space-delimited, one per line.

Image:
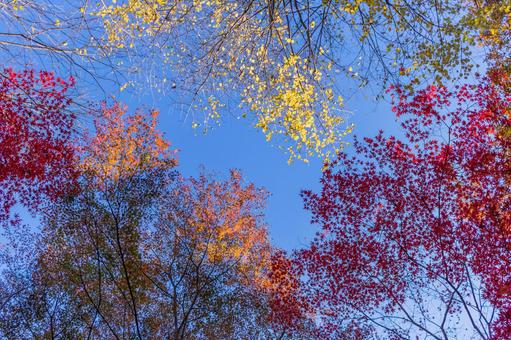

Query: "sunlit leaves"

xmin=244 ymin=54 xmax=350 ymax=163
xmin=466 ymin=0 xmax=511 ymax=52
xmin=0 ymin=0 xmax=493 ymax=162
xmin=81 ymin=102 xmax=177 ymax=186
xmin=467 ymin=0 xmax=511 ymax=90
xmin=86 ymin=0 xmax=483 ymax=162
xmin=91 ymin=0 xmax=350 ymax=162
xmin=165 ymin=169 xmax=271 ymax=284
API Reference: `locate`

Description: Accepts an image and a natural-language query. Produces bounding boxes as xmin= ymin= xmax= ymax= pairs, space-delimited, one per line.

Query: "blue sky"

xmin=118 ymin=86 xmax=398 ymax=251
xmin=5 ymin=60 xmax=399 ymax=252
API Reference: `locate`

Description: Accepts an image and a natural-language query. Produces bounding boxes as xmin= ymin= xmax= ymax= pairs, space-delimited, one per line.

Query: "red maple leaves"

xmin=296 ymin=74 xmax=511 ymax=337
xmin=0 ymin=69 xmax=76 ymax=223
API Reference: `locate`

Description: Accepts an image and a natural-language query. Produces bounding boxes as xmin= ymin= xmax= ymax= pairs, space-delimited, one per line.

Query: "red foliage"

xmin=268 ymin=250 xmax=313 ymax=336
xmin=0 ymin=69 xmax=76 ymax=222
xmin=297 ymin=74 xmax=511 ymax=338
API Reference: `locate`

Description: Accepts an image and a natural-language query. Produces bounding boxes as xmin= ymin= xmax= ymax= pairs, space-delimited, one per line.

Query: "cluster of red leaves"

xmin=488 ymin=64 xmax=511 ymax=93
xmin=0 ymin=69 xmax=76 ymax=222
xmin=267 ymin=249 xmax=314 ymax=336
xmin=295 ymin=74 xmax=511 ymax=337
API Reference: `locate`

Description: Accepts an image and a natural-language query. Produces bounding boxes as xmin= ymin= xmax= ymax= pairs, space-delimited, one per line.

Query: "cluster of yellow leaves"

xmin=92 ymin=0 xmax=178 ymax=49
xmin=91 ymin=0 xmax=230 ymax=49
xmin=88 ymin=0 xmax=487 ymax=162
xmin=90 ymin=0 xmax=348 ymax=163
xmin=467 ymin=1 xmax=511 ymax=50
xmin=243 ymin=53 xmax=350 ymax=163
xmin=81 ymin=102 xmax=177 ymax=185
xmin=339 ymin=0 xmax=365 ymax=15
xmin=2 ymin=0 xmax=24 ymax=11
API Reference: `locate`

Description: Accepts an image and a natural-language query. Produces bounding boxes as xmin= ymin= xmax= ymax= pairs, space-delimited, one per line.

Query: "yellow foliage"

xmin=466 ymin=0 xmax=511 ymax=52
xmin=90 ymin=0 xmax=350 ymax=162
xmin=243 ymin=54 xmax=350 ymax=163
xmin=3 ymin=0 xmax=24 ymax=11
xmin=88 ymin=0 xmax=481 ymax=162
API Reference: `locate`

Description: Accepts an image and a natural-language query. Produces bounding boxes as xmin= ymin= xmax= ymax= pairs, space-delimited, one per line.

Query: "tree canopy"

xmin=1 ymin=0 xmax=507 ymax=161
xmin=1 ymin=0 xmax=511 ymax=338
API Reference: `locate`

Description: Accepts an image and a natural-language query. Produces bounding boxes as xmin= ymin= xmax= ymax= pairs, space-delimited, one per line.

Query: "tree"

xmin=0 ymin=102 xmax=313 ymax=339
xmin=0 ymin=68 xmax=76 ymax=225
xmin=0 ymin=1 xmax=127 ymax=91
xmin=466 ymin=0 xmax=511 ymax=90
xmin=1 ymin=0 xmax=493 ymax=162
xmin=139 ymin=170 xmax=274 ymax=338
xmin=295 ymin=75 xmax=511 ymax=338
xmin=84 ymin=0 xmax=483 ymax=162
xmin=0 ymin=102 xmax=176 ymax=338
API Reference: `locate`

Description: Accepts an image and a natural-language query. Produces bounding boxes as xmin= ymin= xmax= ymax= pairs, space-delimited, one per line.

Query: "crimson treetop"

xmin=297 ymin=75 xmax=511 ymax=339
xmin=0 ymin=69 xmax=76 ymax=224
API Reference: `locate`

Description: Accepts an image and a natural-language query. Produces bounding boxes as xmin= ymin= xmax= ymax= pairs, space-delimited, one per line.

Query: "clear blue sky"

xmin=118 ymin=87 xmax=398 ymax=251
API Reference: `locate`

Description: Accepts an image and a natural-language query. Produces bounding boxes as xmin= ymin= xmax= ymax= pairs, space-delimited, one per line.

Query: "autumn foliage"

xmin=0 ymin=102 xmax=312 ymax=338
xmin=0 ymin=68 xmax=76 ymax=223
xmin=296 ymin=75 xmax=511 ymax=338
xmin=3 ymin=0 xmax=511 ymax=339
xmin=81 ymin=102 xmax=177 ymax=185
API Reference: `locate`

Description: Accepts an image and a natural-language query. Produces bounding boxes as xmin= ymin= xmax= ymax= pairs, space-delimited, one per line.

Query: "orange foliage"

xmin=81 ymin=102 xmax=177 ymax=185
xmin=167 ymin=169 xmax=271 ymax=286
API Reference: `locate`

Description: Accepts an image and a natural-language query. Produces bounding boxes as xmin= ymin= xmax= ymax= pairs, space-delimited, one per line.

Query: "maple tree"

xmin=0 ymin=103 xmax=175 ymax=338
xmin=139 ymin=170 xmax=279 ymax=338
xmin=294 ymin=74 xmax=511 ymax=338
xmin=0 ymin=68 xmax=76 ymax=224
